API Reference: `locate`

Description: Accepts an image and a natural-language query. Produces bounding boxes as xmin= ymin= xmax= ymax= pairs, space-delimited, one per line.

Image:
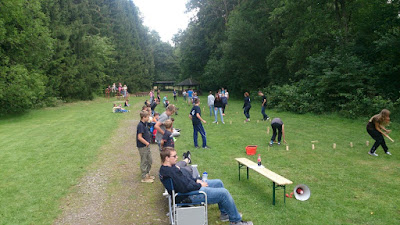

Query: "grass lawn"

xmin=0 ymin=94 xmax=399 ymax=224
xmin=170 ymin=95 xmax=400 ymax=225
xmin=0 ymin=98 xmax=129 ymax=225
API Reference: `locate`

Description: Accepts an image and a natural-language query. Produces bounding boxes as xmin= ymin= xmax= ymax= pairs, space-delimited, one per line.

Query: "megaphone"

xmin=293 ymin=184 xmax=311 ymax=201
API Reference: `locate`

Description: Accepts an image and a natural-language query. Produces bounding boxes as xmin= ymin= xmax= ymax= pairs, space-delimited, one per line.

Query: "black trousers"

xmin=271 ymin=123 xmax=282 ymax=142
xmin=367 ymin=127 xmax=388 ymax=153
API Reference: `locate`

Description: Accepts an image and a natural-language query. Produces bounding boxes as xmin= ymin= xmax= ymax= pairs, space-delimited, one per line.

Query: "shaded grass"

xmin=0 ymin=98 xmax=129 ymax=225
xmin=169 ymin=96 xmax=400 ymax=225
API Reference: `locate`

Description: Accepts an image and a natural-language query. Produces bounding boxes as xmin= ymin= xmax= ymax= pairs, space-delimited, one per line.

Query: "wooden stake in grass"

xmin=350 ymin=142 xmax=353 ymax=148
xmin=366 ymin=141 xmax=369 ymax=146
xmin=230 ymin=120 xmax=232 ymax=125
xmin=312 ymin=144 xmax=315 ymax=150
xmin=286 ymin=145 xmax=289 ymax=151
xmin=267 ymin=126 xmax=270 ymax=134
xmin=333 ymin=143 xmax=336 ymax=149
xmin=257 ymin=120 xmax=259 ymax=123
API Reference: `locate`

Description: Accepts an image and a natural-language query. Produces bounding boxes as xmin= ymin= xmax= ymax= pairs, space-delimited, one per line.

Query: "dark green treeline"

xmin=0 ymin=0 xmax=178 ymax=115
xmin=175 ymin=0 xmax=400 ymax=118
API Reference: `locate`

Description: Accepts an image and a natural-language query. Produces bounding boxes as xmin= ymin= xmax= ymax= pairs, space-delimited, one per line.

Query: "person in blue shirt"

xmin=187 ymin=89 xmax=194 ymax=104
xmin=173 ymin=89 xmax=177 ymax=101
xmin=189 ymin=98 xmax=210 ymax=149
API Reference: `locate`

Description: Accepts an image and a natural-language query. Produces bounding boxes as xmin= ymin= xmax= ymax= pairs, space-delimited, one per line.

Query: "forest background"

xmin=1 ymin=0 xmax=399 ymax=120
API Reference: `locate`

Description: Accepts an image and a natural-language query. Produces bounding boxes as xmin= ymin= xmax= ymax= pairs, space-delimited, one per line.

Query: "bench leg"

xmin=273 ymin=182 xmax=276 ymax=205
xmin=247 ymin=167 xmax=249 ymax=180
xmin=284 ymin=185 xmax=286 ymax=204
xmin=238 ymin=163 xmax=241 ymax=181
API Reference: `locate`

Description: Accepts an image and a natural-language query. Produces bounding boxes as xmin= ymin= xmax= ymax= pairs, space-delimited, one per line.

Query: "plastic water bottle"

xmin=257 ymin=154 xmax=262 ymax=166
xmin=202 ymin=172 xmax=208 ymax=182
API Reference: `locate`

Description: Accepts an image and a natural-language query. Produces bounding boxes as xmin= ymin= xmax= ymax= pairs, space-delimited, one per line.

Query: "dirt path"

xmin=54 ymin=102 xmax=169 ymax=225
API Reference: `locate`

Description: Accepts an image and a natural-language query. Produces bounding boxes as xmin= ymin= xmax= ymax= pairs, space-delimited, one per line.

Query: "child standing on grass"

xmin=367 ymin=109 xmax=392 ymax=156
xmin=136 ymin=110 xmax=154 ymax=183
xmin=161 ymin=119 xmax=175 ymax=149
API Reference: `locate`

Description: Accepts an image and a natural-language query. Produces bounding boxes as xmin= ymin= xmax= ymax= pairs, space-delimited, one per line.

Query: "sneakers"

xmin=386 ymin=152 xmax=392 ymax=155
xmin=267 ymin=117 xmax=270 ymax=121
xmin=220 ymin=213 xmax=242 ymax=222
xmin=368 ymin=152 xmax=378 ymax=157
xmin=141 ymin=177 xmax=154 ymax=183
xmin=212 ymin=121 xmax=218 ymax=123
xmin=183 ymin=151 xmax=192 ymax=164
xmin=269 ymin=140 xmax=273 ymax=146
xmin=244 ymin=119 xmax=250 ymax=122
xmin=203 ymin=146 xmax=211 ymax=149
xmin=278 ymin=142 xmax=281 ymax=145
xmin=222 ymin=121 xmax=225 ymax=124
xmin=195 ymin=146 xmax=200 ymax=149
xmin=230 ymin=221 xmax=253 ymax=225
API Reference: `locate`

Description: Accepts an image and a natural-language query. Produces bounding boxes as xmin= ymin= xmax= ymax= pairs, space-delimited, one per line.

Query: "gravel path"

xmin=54 ymin=105 xmax=169 ymax=225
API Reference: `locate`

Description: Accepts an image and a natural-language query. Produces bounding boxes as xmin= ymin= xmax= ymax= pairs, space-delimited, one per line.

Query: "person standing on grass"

xmin=155 ymin=105 xmax=176 ymax=151
xmin=136 ymin=110 xmax=154 ymax=183
xmin=189 ymin=98 xmax=210 ymax=149
xmin=213 ymin=94 xmax=224 ymax=124
xmin=367 ymin=109 xmax=392 ymax=156
xmin=182 ymin=90 xmax=187 ymax=101
xmin=258 ymin=91 xmax=269 ymax=121
xmin=159 ymin=147 xmax=253 ymax=225
xmin=269 ymin=118 xmax=286 ymax=146
xmin=221 ymin=93 xmax=228 ymax=115
xmin=187 ymin=89 xmax=193 ymax=104
xmin=243 ymin=92 xmax=251 ymax=122
xmin=173 ymin=89 xmax=177 ymax=101
xmin=208 ymin=91 xmax=215 ymax=117
xmin=149 ymin=89 xmax=154 ymax=103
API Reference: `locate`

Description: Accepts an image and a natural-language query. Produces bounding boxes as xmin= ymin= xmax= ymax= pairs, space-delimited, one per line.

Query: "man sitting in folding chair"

xmin=159 ymin=147 xmax=253 ymax=225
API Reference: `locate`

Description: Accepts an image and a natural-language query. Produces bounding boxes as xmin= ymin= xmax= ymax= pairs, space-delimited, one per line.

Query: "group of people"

xmin=207 ymin=88 xmax=229 ymax=124
xmin=112 ymin=99 xmax=131 ymax=113
xmin=106 ymin=83 xmax=129 ymax=98
xmin=136 ymin=93 xmax=252 ymax=224
xmin=135 ymin=88 xmax=393 ymax=225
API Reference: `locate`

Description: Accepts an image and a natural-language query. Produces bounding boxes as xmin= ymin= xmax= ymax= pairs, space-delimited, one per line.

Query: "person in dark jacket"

xmin=243 ymin=92 xmax=251 ymax=122
xmin=213 ymin=94 xmax=224 ymax=124
xmin=159 ymin=147 xmax=253 ymax=225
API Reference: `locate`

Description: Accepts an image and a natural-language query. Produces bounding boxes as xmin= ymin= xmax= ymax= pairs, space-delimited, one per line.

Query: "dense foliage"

xmin=175 ymin=0 xmax=400 ymax=118
xmin=0 ymin=0 xmax=178 ymax=115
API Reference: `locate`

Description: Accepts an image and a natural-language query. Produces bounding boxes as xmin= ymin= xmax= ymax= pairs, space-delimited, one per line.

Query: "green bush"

xmin=338 ymin=89 xmax=394 ymax=118
xmin=0 ymin=65 xmax=46 ymax=115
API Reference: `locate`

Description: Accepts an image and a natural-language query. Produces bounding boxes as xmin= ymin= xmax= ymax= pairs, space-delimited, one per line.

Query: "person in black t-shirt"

xmin=258 ymin=91 xmax=269 ymax=121
xmin=189 ymin=98 xmax=210 ymax=149
xmin=136 ymin=110 xmax=154 ymax=183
